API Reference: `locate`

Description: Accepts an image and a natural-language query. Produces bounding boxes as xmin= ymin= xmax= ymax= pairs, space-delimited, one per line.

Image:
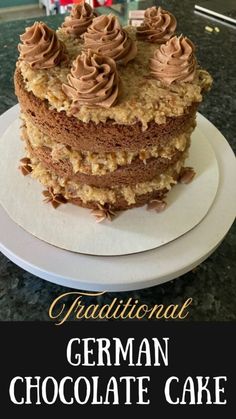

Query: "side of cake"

xmin=15 ymin=3 xmax=212 ymax=220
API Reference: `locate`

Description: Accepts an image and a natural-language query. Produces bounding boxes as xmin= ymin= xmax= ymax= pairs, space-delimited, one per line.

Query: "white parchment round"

xmin=0 ymin=117 xmax=219 ymax=256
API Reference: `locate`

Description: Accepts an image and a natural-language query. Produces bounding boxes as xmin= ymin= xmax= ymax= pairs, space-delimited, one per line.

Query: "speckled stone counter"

xmin=0 ymin=1 xmax=235 ymax=321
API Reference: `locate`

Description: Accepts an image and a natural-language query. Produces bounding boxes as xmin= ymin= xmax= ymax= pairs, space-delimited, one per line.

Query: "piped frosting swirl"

xmin=62 ymin=3 xmax=97 ymax=37
xmin=149 ymin=35 xmax=197 ymax=85
xmin=137 ymin=6 xmax=176 ymax=43
xmin=62 ymin=50 xmax=120 ymax=109
xmin=18 ymin=22 xmax=67 ymax=69
xmin=83 ymin=14 xmax=137 ymax=65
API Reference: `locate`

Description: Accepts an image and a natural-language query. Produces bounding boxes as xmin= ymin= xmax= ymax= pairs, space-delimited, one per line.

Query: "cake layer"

xmin=22 ymin=113 xmax=193 ymax=175
xmin=15 ymin=68 xmax=197 ymax=153
xmin=27 ymin=155 xmax=185 ymax=209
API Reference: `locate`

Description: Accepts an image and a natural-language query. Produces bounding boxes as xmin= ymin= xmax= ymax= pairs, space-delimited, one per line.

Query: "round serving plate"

xmin=0 ymin=105 xmax=235 ymax=291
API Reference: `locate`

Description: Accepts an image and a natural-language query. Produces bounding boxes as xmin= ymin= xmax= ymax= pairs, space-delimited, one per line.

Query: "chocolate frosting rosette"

xmin=83 ymin=14 xmax=137 ymax=65
xmin=137 ymin=6 xmax=177 ymax=43
xmin=62 ymin=2 xmax=97 ymax=37
xmin=149 ymin=35 xmax=197 ymax=85
xmin=63 ymin=49 xmax=120 ymax=109
xmin=18 ymin=22 xmax=67 ymax=69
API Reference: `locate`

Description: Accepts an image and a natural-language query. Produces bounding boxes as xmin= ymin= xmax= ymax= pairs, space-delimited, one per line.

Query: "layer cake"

xmin=14 ymin=3 xmax=212 ymax=220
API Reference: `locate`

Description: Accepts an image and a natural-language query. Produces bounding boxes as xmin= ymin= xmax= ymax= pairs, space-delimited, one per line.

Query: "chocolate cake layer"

xmin=15 ymin=69 xmax=197 ymax=153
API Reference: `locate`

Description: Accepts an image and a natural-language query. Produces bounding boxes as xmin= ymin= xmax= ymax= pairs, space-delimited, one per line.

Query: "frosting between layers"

xmin=17 ymin=26 xmax=212 ymax=128
xmin=22 ymin=114 xmax=192 ymax=175
xmin=28 ymin=155 xmax=185 ymax=205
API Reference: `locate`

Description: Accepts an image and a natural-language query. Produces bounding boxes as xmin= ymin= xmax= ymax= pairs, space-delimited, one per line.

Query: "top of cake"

xmin=17 ymin=3 xmax=212 ymax=129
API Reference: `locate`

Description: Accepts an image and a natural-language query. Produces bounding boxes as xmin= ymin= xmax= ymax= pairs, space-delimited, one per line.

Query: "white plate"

xmin=0 ymin=106 xmax=235 ymax=291
xmin=0 ymin=111 xmax=219 ymax=256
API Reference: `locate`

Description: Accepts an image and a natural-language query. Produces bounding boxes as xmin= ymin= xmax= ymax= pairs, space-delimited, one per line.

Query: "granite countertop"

xmin=0 ymin=0 xmax=235 ymax=321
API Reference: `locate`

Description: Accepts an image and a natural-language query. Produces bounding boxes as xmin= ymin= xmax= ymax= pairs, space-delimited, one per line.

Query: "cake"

xmin=14 ymin=3 xmax=212 ymax=221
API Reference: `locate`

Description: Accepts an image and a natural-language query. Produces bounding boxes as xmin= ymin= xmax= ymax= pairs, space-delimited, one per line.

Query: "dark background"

xmin=0 ymin=0 xmax=235 ymax=320
xmin=1 ymin=321 xmax=235 ymax=414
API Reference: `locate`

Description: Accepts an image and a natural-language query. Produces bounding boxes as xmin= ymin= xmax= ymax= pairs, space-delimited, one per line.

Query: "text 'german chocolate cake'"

xmin=14 ymin=3 xmax=212 ymax=222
